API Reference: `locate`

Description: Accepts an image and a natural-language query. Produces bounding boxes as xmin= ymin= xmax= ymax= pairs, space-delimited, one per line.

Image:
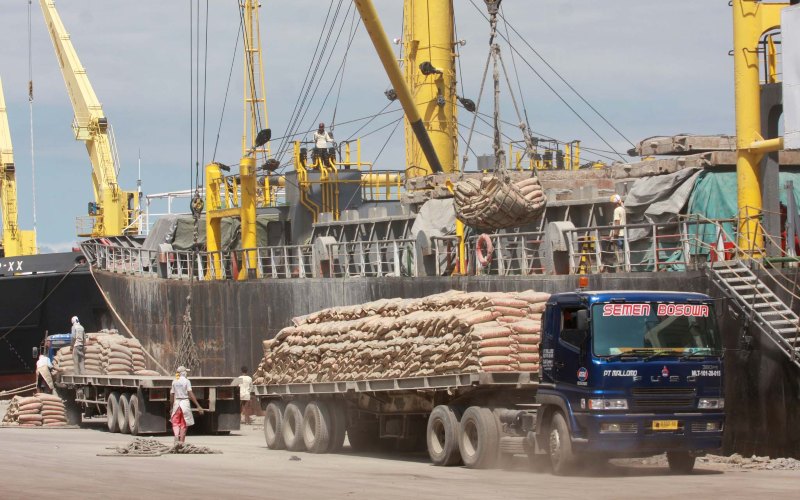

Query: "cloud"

xmin=0 ymin=0 xmax=735 ymax=245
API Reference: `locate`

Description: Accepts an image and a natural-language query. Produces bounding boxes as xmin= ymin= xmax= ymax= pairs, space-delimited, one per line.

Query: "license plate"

xmin=652 ymin=420 xmax=678 ymax=431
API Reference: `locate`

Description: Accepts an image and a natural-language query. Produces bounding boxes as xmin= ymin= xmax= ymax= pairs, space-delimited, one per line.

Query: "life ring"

xmin=476 ymin=233 xmax=494 ymax=266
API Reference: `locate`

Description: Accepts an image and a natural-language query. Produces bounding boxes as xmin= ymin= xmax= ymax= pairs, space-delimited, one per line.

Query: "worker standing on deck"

xmin=36 ymin=353 xmax=55 ymax=394
xmin=70 ymin=316 xmax=85 ymax=374
xmin=239 ymin=366 xmax=253 ymax=425
xmin=170 ymin=365 xmax=204 ymax=445
xmin=312 ymin=122 xmax=334 ymax=166
xmin=610 ymin=194 xmax=627 ymax=270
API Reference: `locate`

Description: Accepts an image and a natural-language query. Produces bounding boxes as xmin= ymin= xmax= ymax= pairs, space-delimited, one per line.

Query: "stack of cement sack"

xmin=253 ymin=290 xmax=548 ymax=385
xmin=1 ymin=393 xmax=68 ymax=427
xmin=53 ymin=330 xmax=154 ymax=376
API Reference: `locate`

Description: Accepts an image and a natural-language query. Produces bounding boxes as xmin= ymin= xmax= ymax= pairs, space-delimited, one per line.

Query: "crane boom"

xmin=0 ymin=78 xmax=37 ymax=257
xmin=39 ymin=0 xmax=139 ymax=237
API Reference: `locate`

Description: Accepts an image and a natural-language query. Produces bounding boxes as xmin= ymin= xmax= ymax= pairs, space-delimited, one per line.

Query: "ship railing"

xmin=320 ymin=238 xmax=418 ymax=278
xmin=467 ymin=231 xmax=546 ymax=276
xmin=85 ymin=242 xmax=160 ymax=277
xmin=430 ymin=236 xmax=462 ymax=276
xmin=240 ymin=245 xmax=315 ymax=280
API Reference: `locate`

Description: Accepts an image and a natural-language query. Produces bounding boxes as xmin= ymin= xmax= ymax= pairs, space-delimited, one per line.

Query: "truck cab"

xmin=37 ymin=333 xmax=73 ymax=362
xmin=535 ymin=290 xmax=724 ymax=473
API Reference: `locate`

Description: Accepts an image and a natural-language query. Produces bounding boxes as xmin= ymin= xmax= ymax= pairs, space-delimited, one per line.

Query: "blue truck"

xmin=255 ymin=290 xmax=724 ymax=474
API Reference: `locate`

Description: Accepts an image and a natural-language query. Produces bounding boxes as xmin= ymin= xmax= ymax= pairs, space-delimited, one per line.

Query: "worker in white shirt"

xmin=610 ymin=194 xmax=627 ymax=270
xmin=312 ymin=122 xmax=334 ymax=166
xmin=36 ymin=353 xmax=55 ymax=394
xmin=239 ymin=366 xmax=253 ymax=425
xmin=170 ymin=365 xmax=204 ymax=445
xmin=70 ymin=316 xmax=85 ymax=374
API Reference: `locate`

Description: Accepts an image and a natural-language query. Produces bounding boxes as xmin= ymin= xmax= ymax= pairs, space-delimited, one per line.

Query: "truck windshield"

xmin=591 ymin=302 xmax=721 ymax=357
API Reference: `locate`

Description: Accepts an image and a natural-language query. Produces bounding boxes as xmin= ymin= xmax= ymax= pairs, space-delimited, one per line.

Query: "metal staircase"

xmin=709 ymin=260 xmax=800 ymax=368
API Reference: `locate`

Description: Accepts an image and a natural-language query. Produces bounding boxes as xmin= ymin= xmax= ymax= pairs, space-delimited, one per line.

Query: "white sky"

xmin=0 ymin=1 xmax=735 ymax=250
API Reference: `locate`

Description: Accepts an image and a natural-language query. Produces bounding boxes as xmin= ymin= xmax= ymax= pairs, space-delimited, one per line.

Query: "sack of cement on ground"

xmin=54 ymin=330 xmax=148 ymax=376
xmin=2 ymin=393 xmax=68 ymax=427
xmin=253 ymin=290 xmax=549 ymax=385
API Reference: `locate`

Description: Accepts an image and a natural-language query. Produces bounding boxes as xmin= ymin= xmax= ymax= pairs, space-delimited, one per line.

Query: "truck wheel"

xmin=106 ymin=392 xmax=120 ymax=433
xmin=282 ymin=401 xmax=307 ymax=452
xmin=459 ymin=407 xmax=499 ymax=469
xmin=326 ymin=400 xmax=347 ymax=453
xmin=128 ymin=395 xmax=141 ymax=436
xmin=264 ymin=401 xmax=286 ymax=450
xmin=427 ymin=405 xmax=463 ymax=466
xmin=118 ymin=394 xmax=131 ymax=434
xmin=667 ymin=451 xmax=696 ymax=474
xmin=302 ymin=401 xmax=332 ymax=453
xmin=548 ymin=412 xmax=577 ymax=475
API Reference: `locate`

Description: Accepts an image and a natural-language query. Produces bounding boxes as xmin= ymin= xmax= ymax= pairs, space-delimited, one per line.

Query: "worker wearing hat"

xmin=610 ymin=194 xmax=626 ymax=269
xmin=312 ymin=122 xmax=334 ymax=167
xmin=70 ymin=316 xmax=85 ymax=374
xmin=170 ymin=365 xmax=204 ymax=445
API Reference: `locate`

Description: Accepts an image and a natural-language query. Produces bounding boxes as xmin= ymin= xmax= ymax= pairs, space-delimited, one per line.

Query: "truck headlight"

xmin=588 ymin=398 xmax=628 ymax=410
xmin=698 ymin=398 xmax=724 ymax=409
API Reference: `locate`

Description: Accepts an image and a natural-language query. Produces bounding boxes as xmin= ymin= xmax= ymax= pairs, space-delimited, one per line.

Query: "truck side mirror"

xmin=32 ymin=347 xmax=39 ymax=359
xmin=576 ymin=309 xmax=589 ymax=331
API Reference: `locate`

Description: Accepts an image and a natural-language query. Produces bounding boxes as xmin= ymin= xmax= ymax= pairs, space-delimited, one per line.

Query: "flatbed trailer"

xmin=255 ymin=371 xmax=542 ymax=466
xmin=56 ymin=374 xmax=241 ymax=435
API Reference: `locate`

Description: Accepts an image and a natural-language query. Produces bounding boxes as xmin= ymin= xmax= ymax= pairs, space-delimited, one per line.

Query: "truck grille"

xmin=631 ymin=387 xmax=696 ymax=411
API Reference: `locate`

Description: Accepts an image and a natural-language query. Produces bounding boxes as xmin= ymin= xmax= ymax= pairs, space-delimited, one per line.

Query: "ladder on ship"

xmin=709 ymin=259 xmax=800 ymax=368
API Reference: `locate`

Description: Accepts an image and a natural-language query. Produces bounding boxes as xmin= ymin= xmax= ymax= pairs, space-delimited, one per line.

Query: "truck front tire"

xmin=427 ymin=405 xmax=463 ymax=466
xmin=667 ymin=451 xmax=696 ymax=474
xmin=459 ymin=407 xmax=499 ymax=469
xmin=264 ymin=401 xmax=286 ymax=450
xmin=282 ymin=401 xmax=307 ymax=452
xmin=548 ymin=411 xmax=578 ymax=475
xmin=303 ymin=401 xmax=332 ymax=453
xmin=106 ymin=392 xmax=120 ymax=433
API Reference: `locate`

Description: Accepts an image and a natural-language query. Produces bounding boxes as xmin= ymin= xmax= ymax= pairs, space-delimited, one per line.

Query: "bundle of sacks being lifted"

xmin=1 ymin=393 xmax=68 ymax=427
xmin=453 ymin=174 xmax=546 ymax=230
xmin=253 ymin=290 xmax=549 ymax=385
xmin=53 ymin=329 xmax=158 ymax=376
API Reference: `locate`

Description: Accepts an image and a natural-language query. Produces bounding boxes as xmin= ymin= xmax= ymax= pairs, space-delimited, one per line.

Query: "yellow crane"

xmin=39 ymin=0 xmax=139 ymax=238
xmin=0 ymin=77 xmax=37 ymax=257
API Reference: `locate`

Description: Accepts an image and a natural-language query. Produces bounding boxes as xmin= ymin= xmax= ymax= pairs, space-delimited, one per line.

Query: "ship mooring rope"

xmin=101 ymin=438 xmax=221 ymax=457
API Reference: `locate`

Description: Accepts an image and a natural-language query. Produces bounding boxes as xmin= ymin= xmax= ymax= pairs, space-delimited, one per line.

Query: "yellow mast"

xmin=242 ymin=0 xmax=271 ymax=159
xmin=403 ymin=0 xmax=458 ymax=175
xmin=731 ymin=0 xmax=787 ymax=253
xmin=0 ymin=78 xmax=37 ymax=256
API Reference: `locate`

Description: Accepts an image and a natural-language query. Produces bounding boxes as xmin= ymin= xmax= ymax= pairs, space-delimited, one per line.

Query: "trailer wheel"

xmin=264 ymin=401 xmax=286 ymax=450
xmin=106 ymin=392 xmax=120 ymax=433
xmin=281 ymin=401 xmax=307 ymax=452
xmin=302 ymin=401 xmax=332 ymax=453
xmin=548 ymin=411 xmax=577 ymax=475
xmin=128 ymin=394 xmax=141 ymax=436
xmin=118 ymin=394 xmax=131 ymax=434
xmin=459 ymin=407 xmax=499 ymax=469
xmin=427 ymin=405 xmax=463 ymax=466
xmin=326 ymin=400 xmax=347 ymax=453
xmin=667 ymin=451 xmax=696 ymax=474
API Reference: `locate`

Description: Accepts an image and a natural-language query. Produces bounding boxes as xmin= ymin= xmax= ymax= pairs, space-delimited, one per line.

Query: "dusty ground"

xmin=1 ymin=414 xmax=798 ymax=500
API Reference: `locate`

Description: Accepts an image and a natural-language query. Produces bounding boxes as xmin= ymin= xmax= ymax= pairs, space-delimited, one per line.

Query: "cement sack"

xmin=18 ymin=403 xmax=42 ymax=413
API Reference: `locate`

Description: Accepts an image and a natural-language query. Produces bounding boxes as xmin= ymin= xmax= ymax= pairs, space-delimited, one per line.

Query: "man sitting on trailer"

xmin=239 ymin=366 xmax=253 ymax=425
xmin=312 ymin=122 xmax=334 ymax=167
xmin=170 ymin=365 xmax=204 ymax=446
xmin=70 ymin=316 xmax=85 ymax=375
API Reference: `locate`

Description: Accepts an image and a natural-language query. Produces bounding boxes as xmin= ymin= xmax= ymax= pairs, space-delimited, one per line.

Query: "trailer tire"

xmin=327 ymin=400 xmax=347 ymax=453
xmin=128 ymin=394 xmax=141 ymax=436
xmin=282 ymin=401 xmax=306 ymax=452
xmin=118 ymin=394 xmax=131 ymax=434
xmin=302 ymin=401 xmax=332 ymax=453
xmin=106 ymin=392 xmax=120 ymax=433
xmin=264 ymin=401 xmax=286 ymax=450
xmin=548 ymin=411 xmax=577 ymax=475
xmin=667 ymin=451 xmax=696 ymax=474
xmin=459 ymin=407 xmax=499 ymax=469
xmin=427 ymin=405 xmax=463 ymax=466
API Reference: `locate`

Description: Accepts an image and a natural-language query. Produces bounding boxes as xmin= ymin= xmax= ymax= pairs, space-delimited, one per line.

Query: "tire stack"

xmin=253 ymin=290 xmax=549 ymax=384
xmin=1 ymin=394 xmax=68 ymax=427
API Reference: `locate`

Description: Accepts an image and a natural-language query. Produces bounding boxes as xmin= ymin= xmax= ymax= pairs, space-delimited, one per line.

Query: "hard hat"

xmin=71 ymin=316 xmax=79 ymax=324
xmin=610 ymin=194 xmax=622 ymax=204
xmin=176 ymin=365 xmax=190 ymax=374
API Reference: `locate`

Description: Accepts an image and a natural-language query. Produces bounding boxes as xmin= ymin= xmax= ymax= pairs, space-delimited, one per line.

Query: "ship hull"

xmin=0 ymin=253 xmax=110 ymax=391
xmin=91 ymin=268 xmax=800 ymax=458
